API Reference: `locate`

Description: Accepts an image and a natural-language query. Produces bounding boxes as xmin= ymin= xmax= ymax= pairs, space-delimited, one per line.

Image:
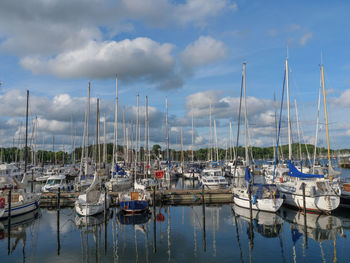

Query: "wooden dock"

xmin=40 ymin=189 xmax=233 ymax=207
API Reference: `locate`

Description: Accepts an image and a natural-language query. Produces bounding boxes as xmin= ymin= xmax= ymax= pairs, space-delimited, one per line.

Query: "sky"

xmin=1 ymin=0 xmax=350 ymax=154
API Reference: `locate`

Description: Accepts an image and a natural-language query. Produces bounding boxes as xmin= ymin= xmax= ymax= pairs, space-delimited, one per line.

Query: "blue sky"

xmin=0 ymin=0 xmax=350 ymax=153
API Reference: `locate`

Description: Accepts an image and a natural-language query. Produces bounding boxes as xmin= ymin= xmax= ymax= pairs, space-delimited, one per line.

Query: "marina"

xmin=2 ymin=1 xmax=350 ymax=262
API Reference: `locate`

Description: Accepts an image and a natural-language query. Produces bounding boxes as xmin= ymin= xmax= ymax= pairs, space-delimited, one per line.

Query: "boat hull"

xmin=75 ymin=203 xmax=106 ymax=217
xmin=234 ymin=195 xmax=283 ymax=212
xmin=280 ymin=191 xmax=340 ymax=213
xmin=0 ymin=196 xmax=40 ymax=219
xmin=119 ymin=200 xmax=149 ymax=213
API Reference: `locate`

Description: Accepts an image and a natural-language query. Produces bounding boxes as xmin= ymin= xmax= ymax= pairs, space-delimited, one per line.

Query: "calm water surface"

xmin=1 ymin=204 xmax=350 ymax=263
xmin=1 ymin=166 xmax=350 ymax=262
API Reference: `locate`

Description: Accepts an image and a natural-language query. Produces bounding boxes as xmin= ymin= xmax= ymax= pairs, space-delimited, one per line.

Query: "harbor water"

xmin=1 ymin=203 xmax=350 ymax=262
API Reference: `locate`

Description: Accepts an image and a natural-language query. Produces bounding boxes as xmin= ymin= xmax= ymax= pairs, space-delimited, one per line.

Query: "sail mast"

xmin=209 ymin=103 xmax=212 ymax=161
xmin=84 ymin=83 xmax=90 ymax=175
xmin=103 ymin=113 xmax=106 ymax=166
xmin=243 ymin=62 xmax=249 ymax=165
xmin=313 ymin=75 xmax=322 ymax=173
xmin=286 ymin=58 xmax=292 ymax=160
xmin=136 ymin=93 xmax=139 ymax=168
xmin=294 ymin=100 xmax=302 ymax=162
xmin=166 ymin=97 xmax=169 ymax=163
xmin=321 ymin=65 xmax=331 ymax=166
xmin=24 ymin=90 xmax=29 ymax=175
xmin=145 ymin=96 xmax=149 ymax=176
xmin=191 ymin=101 xmax=194 ymax=163
xmin=113 ymin=75 xmax=118 ymax=171
xmin=96 ymin=98 xmax=100 ymax=170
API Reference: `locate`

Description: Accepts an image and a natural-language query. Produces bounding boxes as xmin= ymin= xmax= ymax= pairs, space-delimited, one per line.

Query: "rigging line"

xmin=273 ymin=68 xmax=286 ymax=181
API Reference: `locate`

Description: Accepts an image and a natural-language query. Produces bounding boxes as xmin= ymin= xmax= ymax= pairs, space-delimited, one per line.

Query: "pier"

xmin=39 ymin=189 xmax=233 ymax=207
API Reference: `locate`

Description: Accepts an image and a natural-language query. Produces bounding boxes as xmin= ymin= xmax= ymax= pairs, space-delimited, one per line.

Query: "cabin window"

xmin=47 ymin=179 xmax=61 ymax=185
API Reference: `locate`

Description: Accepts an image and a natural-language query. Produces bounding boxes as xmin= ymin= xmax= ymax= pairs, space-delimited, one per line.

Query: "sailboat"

xmin=105 ymin=75 xmax=132 ymax=191
xmin=0 ymin=90 xmax=41 ymax=219
xmin=271 ymin=58 xmax=340 ymax=213
xmin=232 ymin=63 xmax=283 ymax=212
xmin=75 ymin=98 xmax=110 ymax=216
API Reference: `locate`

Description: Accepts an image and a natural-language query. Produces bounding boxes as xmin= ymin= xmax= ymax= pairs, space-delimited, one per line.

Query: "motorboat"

xmin=199 ymin=168 xmax=229 ymax=189
xmin=41 ymin=174 xmax=74 ymax=193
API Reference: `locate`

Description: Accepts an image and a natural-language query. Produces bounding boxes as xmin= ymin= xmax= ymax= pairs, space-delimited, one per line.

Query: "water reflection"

xmin=0 ymin=209 xmax=41 ymax=258
xmin=3 ymin=205 xmax=350 ymax=262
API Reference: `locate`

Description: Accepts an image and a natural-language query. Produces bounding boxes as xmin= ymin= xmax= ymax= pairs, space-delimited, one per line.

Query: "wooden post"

xmin=302 ymin=182 xmax=308 ymax=248
xmin=202 ymin=184 xmax=206 ymax=252
xmin=153 ymin=185 xmax=157 ymax=254
xmin=7 ymin=189 xmax=11 ymax=255
xmin=248 ymin=181 xmax=252 ymax=216
xmin=104 ymin=189 xmax=107 ymax=255
xmin=302 ymin=182 xmax=306 ymax=214
xmin=31 ymin=169 xmax=34 ymax=193
xmin=57 ymin=188 xmax=60 ymax=255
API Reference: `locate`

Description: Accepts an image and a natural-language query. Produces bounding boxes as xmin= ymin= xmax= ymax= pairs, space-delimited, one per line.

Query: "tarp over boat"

xmin=288 ymin=161 xmax=324 ymax=179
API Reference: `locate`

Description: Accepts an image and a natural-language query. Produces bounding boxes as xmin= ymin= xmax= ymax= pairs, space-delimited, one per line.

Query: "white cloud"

xmin=300 ymin=32 xmax=313 ymax=46
xmin=20 ymin=38 xmax=183 ymax=89
xmin=185 ymin=90 xmax=272 ymax=121
xmin=180 ymin=36 xmax=227 ymax=72
xmin=331 ymin=89 xmax=350 ymax=107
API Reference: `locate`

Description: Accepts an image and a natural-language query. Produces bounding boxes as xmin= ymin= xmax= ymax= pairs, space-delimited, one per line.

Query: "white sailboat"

xmin=272 ymin=58 xmax=340 ymax=213
xmin=232 ymin=63 xmax=283 ymax=213
xmin=75 ymin=97 xmax=110 ymax=216
xmin=0 ymin=90 xmax=41 ymax=219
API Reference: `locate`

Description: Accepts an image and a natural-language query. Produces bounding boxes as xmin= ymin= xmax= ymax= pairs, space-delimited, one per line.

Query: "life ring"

xmin=0 ymin=198 xmax=5 ymax=209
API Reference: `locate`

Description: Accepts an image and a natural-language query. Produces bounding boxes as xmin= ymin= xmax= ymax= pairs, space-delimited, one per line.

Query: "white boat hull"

xmin=233 ymin=195 xmax=283 ymax=212
xmin=280 ymin=191 xmax=340 ymax=213
xmin=75 ymin=193 xmax=110 ymax=217
xmin=0 ymin=195 xmax=41 ymax=219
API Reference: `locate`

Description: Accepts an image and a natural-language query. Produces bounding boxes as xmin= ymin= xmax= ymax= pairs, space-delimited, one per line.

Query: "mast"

xmin=136 ymin=94 xmax=139 ymax=169
xmin=243 ymin=62 xmax=249 ymax=165
xmin=166 ymin=97 xmax=169 ymax=163
xmin=209 ymin=103 xmax=212 ymax=161
xmin=286 ymin=58 xmax=292 ymax=160
xmin=24 ymin=90 xmax=29 ymax=174
xmin=191 ymin=101 xmax=194 ymax=163
xmin=313 ymin=74 xmax=322 ymax=173
xmin=112 ymin=75 xmax=119 ymax=173
xmin=96 ymin=98 xmax=100 ymax=170
xmin=294 ymin=100 xmax=302 ymax=162
xmin=85 ymin=83 xmax=91 ymax=175
xmin=145 ymin=96 xmax=149 ymax=175
xmin=321 ymin=65 xmax=331 ymax=167
xmin=180 ymin=127 xmax=183 ymax=168
xmin=214 ymin=119 xmax=218 ymax=161
xmin=103 ymin=113 xmax=106 ymax=166
xmin=123 ymin=108 xmax=127 ymax=164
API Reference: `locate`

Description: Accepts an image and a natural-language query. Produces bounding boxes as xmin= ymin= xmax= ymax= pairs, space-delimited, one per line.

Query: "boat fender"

xmin=279 ymin=177 xmax=283 ymax=183
xmin=0 ymin=198 xmax=5 ymax=208
xmin=252 ymin=195 xmax=257 ymax=205
xmin=62 ymin=186 xmax=65 ymax=191
xmin=0 ymin=230 xmax=4 ymax=239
